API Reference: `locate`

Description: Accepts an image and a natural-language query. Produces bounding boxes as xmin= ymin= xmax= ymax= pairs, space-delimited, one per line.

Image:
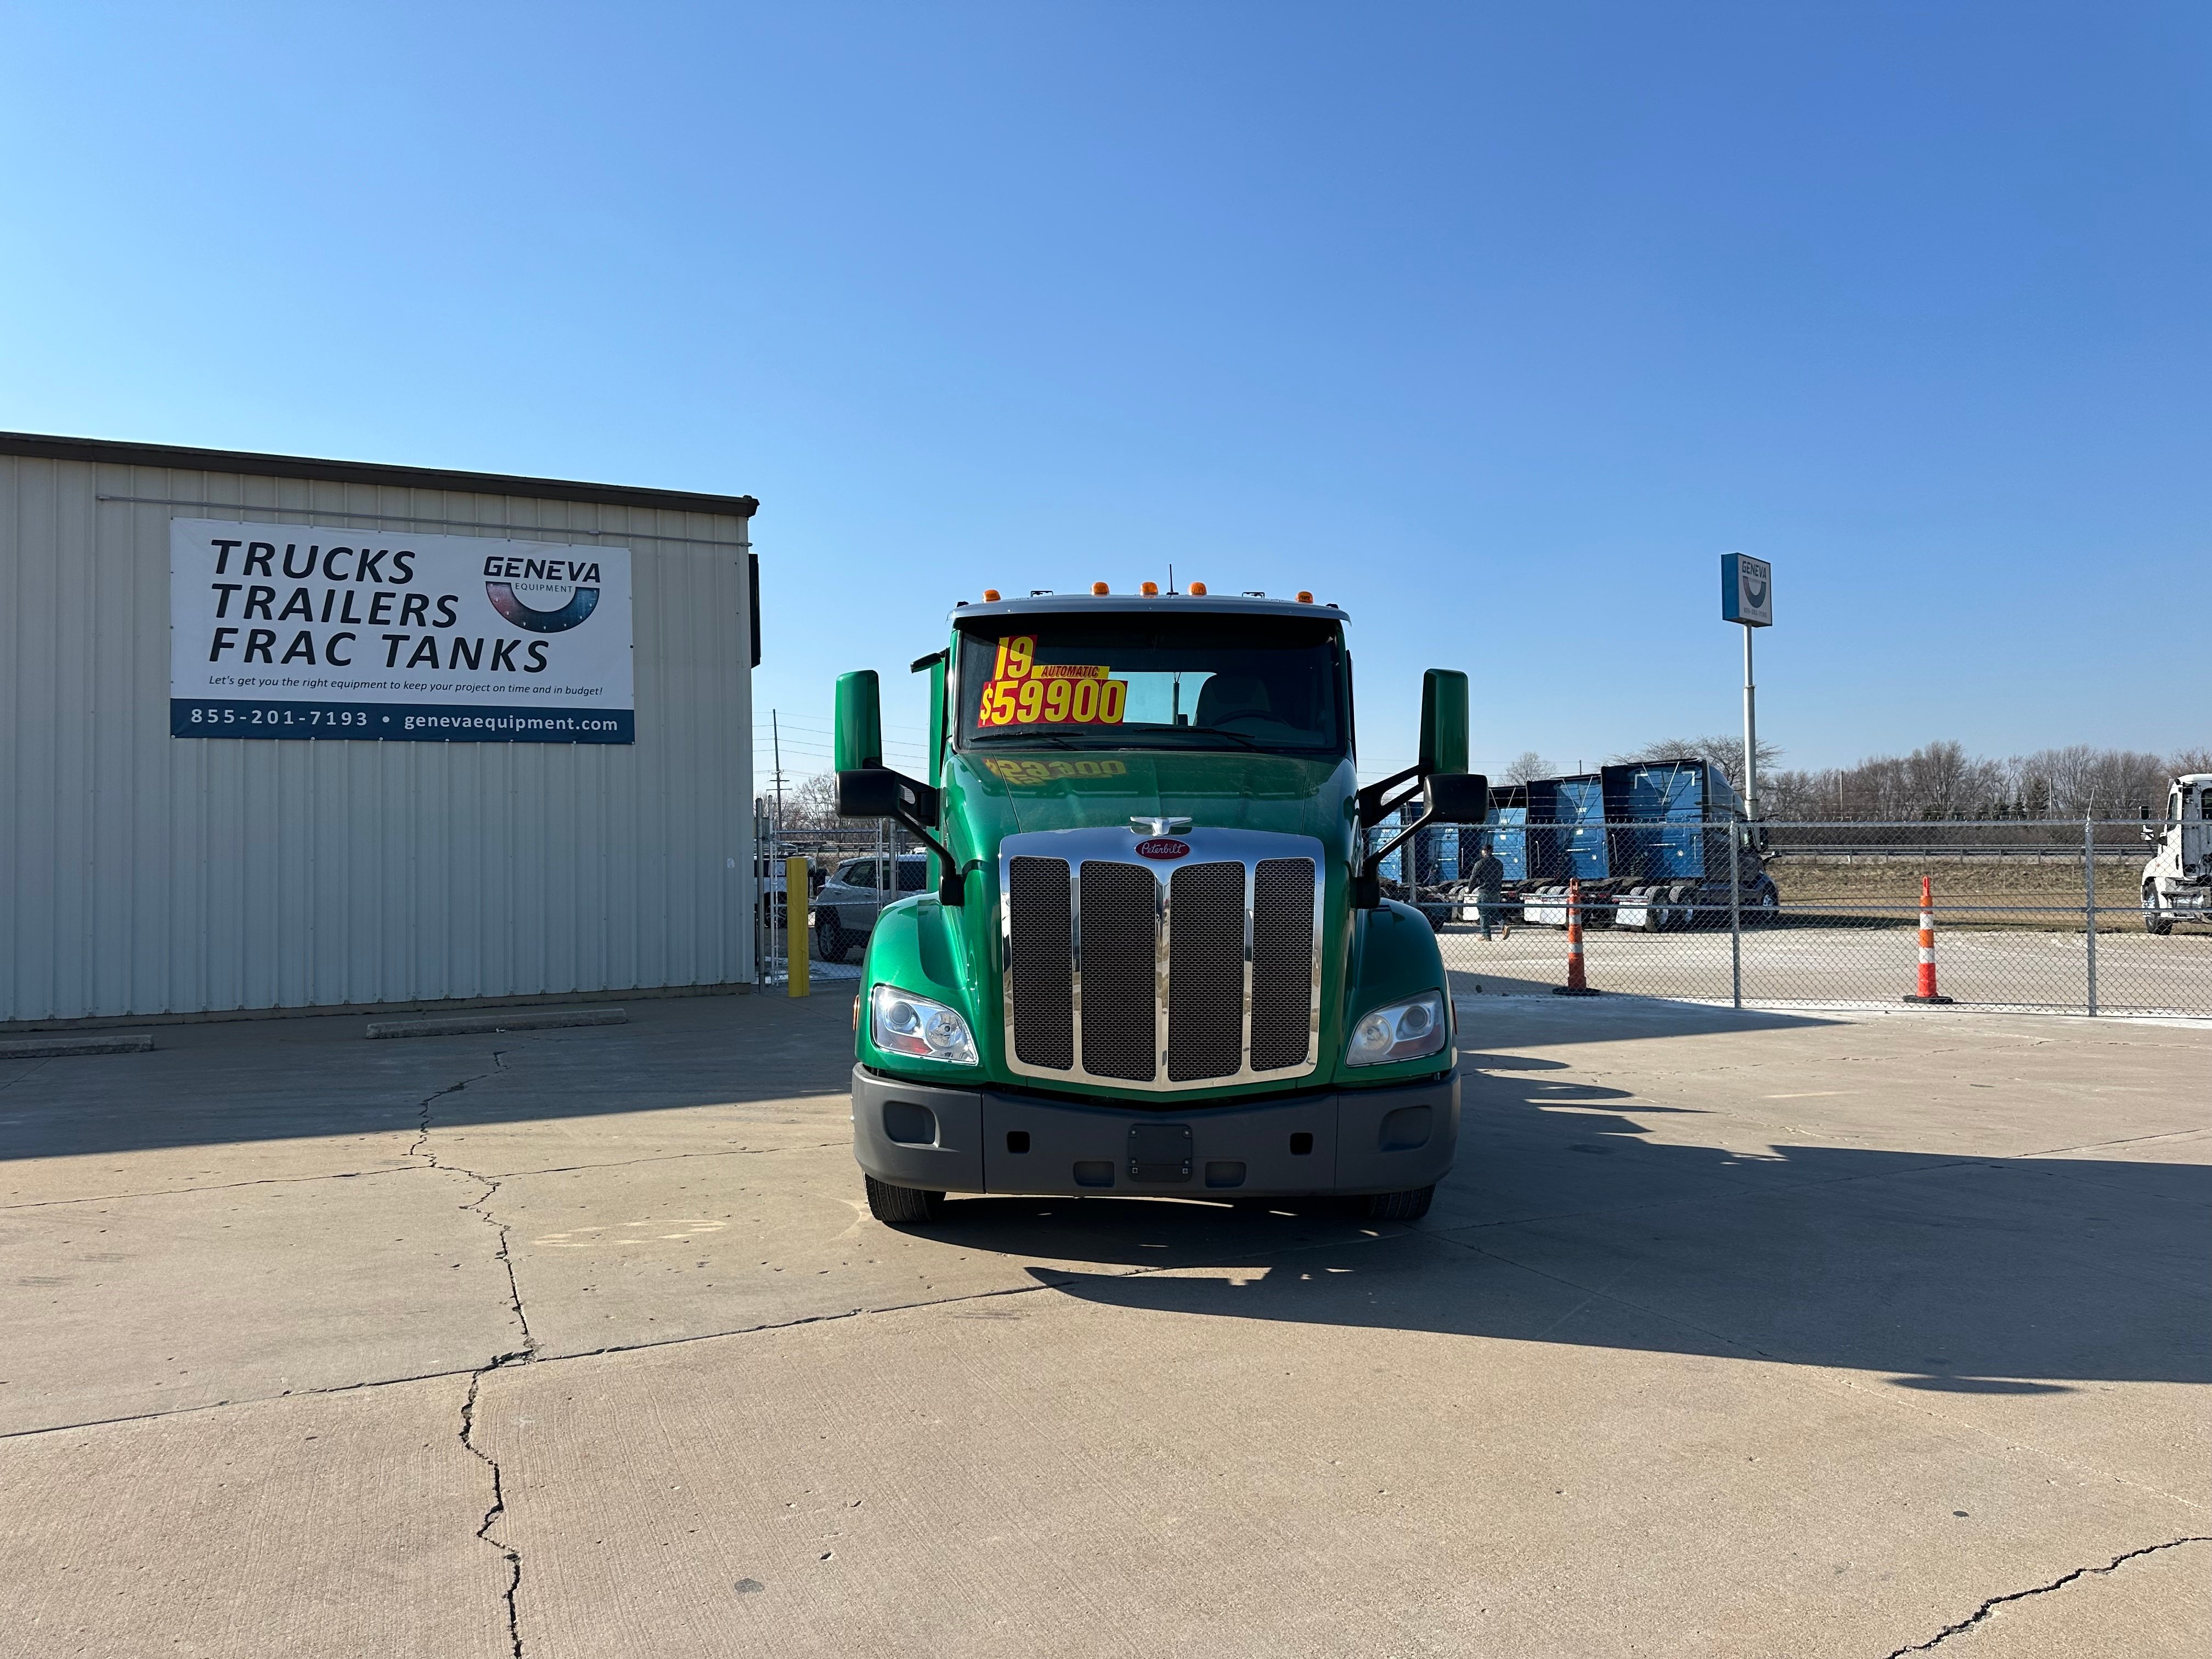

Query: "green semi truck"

xmin=832 ymin=586 xmax=1488 ymax=1225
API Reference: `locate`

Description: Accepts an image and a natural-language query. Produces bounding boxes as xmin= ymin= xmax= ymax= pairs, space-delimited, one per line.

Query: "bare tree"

xmin=1609 ymin=734 xmax=1782 ymax=793
xmin=1763 ymin=741 xmax=2183 ymax=821
xmin=774 ymin=772 xmax=843 ymax=830
xmin=2011 ymin=747 xmax=2169 ymax=818
xmin=1498 ymin=751 xmax=1553 ymax=784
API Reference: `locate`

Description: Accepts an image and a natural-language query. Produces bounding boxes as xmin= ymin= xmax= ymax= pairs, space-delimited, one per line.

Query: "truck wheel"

xmin=817 ymin=913 xmax=845 ymax=961
xmin=1364 ymin=1184 xmax=1434 ymax=1222
xmin=1659 ymin=883 xmax=1688 ymax=930
xmin=2145 ymin=885 xmax=2172 ymax=936
xmin=864 ymin=1175 xmax=946 ymax=1224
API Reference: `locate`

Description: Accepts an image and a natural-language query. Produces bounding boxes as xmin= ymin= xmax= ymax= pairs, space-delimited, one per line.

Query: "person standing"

xmin=1468 ymin=840 xmax=1509 ymax=940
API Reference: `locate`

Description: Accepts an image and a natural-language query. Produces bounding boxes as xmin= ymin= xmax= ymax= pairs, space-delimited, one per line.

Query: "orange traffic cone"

xmin=1553 ymin=877 xmax=1601 ymax=997
xmin=1902 ymin=874 xmax=1953 ymax=1005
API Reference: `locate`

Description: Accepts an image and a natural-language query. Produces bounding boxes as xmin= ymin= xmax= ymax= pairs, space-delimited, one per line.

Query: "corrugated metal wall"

xmin=1 ymin=454 xmax=754 ymax=1023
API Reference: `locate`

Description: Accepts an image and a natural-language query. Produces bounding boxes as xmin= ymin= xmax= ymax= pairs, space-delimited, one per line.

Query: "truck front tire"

xmin=1364 ymin=1184 xmax=1435 ymax=1222
xmin=2145 ymin=884 xmax=2172 ymax=936
xmin=864 ymin=1175 xmax=946 ymax=1225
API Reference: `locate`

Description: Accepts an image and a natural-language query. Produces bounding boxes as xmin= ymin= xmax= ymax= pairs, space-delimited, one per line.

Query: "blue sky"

xmin=4 ymin=3 xmax=2204 ymax=785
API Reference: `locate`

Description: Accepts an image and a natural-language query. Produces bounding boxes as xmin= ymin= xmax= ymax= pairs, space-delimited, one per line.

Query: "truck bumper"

xmin=851 ymin=1064 xmax=1459 ymax=1199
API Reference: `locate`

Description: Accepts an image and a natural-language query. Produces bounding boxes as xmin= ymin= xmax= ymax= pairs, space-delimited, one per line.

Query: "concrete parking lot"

xmin=2 ymin=993 xmax=2205 ymax=1657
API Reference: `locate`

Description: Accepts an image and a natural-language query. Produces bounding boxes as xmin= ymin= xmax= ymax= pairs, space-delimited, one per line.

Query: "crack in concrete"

xmin=1993 ymin=1163 xmax=2207 ymax=1208
xmin=2024 ymin=1125 xmax=2212 ymax=1158
xmin=1882 ymin=1537 xmax=2212 ymax=1655
xmin=0 ymin=1360 xmax=501 ymax=1441
xmin=412 ymin=1061 xmax=535 ymax=1655
xmin=1 ymin=1137 xmax=853 ymax=1212
xmin=1 ymin=1164 xmax=429 ymax=1211
xmin=460 ymin=1363 xmax=528 ymax=1658
xmin=487 ymin=1139 xmax=850 ymax=1181
xmin=0 ymin=1215 xmax=1408 ymax=1441
xmin=405 ymin=1062 xmax=538 ymax=1360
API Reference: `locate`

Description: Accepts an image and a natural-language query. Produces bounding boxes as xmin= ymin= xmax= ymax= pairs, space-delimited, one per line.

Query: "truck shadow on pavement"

xmin=0 ymin=992 xmax=865 ymax=1164
xmin=0 ymin=992 xmax=1814 ymax=1164
xmin=963 ymin=1054 xmax=2211 ymax=1395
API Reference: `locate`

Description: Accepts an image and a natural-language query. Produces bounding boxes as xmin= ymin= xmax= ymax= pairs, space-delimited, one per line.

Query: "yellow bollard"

xmin=786 ymin=856 xmax=810 ymax=998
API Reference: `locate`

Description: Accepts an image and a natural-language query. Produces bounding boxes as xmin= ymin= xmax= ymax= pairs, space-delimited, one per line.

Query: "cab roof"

xmin=950 ymin=592 xmax=1348 ymax=624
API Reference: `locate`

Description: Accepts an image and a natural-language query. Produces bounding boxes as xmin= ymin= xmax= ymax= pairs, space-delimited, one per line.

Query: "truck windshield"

xmin=955 ymin=613 xmax=1347 ymax=757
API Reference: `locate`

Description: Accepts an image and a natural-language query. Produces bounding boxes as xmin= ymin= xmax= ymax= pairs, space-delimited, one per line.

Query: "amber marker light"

xmin=983 ymin=588 xmax=1001 ymax=602
xmin=1188 ymin=581 xmax=1207 ymax=595
xmin=1295 ymin=590 xmax=1314 ymax=603
xmin=1141 ymin=581 xmax=1159 ymax=596
xmin=1091 ymin=581 xmax=1110 ymax=595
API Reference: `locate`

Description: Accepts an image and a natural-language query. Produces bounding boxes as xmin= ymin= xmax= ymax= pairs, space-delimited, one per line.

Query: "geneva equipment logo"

xmin=483 ymin=554 xmax=603 ymax=634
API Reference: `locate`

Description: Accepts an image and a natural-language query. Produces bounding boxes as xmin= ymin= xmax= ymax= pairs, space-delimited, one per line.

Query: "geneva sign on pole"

xmin=1719 ymin=553 xmax=1773 ymax=823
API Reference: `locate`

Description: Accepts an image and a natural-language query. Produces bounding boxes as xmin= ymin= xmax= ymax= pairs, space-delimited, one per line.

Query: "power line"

xmin=763 ymin=712 xmax=928 ymax=736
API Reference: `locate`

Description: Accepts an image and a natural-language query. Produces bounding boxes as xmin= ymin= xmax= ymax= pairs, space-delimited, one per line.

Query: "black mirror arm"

xmin=1356 ymin=791 xmax=1442 ymax=911
xmin=1362 ymin=804 xmax=1437 ymax=886
xmin=1354 ymin=763 xmax=1451 ymax=909
xmin=886 ymin=810 xmax=981 ymax=908
xmin=1356 ymin=761 xmax=1429 ymax=830
xmin=889 ymin=809 xmax=953 ymax=872
xmin=837 ymin=764 xmax=968 ymax=906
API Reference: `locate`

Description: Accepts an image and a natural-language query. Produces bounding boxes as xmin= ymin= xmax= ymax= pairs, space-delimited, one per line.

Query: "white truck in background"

xmin=2142 ymin=774 xmax=2211 ymax=934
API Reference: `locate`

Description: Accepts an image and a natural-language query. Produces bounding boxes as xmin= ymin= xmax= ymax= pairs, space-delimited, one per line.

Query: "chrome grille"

xmin=999 ymin=828 xmax=1323 ymax=1093
xmin=1006 ymin=856 xmax=1073 ymax=1069
xmin=1250 ymin=858 xmax=1318 ymax=1070
xmin=1167 ymin=862 xmax=1246 ymax=1080
xmin=1076 ymin=861 xmax=1158 ymax=1080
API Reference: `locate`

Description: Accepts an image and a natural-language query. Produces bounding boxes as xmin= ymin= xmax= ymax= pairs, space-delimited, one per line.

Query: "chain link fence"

xmin=1406 ymin=817 xmax=2210 ymax=1018
xmin=757 ymin=810 xmax=2209 ymax=1018
xmin=754 ymin=805 xmax=922 ymax=989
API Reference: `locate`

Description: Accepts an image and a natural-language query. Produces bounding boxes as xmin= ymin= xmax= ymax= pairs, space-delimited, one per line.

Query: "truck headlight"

xmin=870 ymin=984 xmax=977 ymax=1066
xmin=1346 ymin=991 xmax=1447 ymax=1066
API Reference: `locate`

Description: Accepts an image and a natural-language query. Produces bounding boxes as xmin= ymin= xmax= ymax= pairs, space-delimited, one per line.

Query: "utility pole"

xmin=771 ymin=708 xmax=786 ymax=826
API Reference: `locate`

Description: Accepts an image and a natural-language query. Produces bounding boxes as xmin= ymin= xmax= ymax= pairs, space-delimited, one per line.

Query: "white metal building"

xmin=1 ymin=432 xmax=759 ymax=1026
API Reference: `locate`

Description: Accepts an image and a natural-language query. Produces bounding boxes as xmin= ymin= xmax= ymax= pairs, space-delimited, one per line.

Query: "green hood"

xmin=945 ymin=749 xmax=1357 ymax=867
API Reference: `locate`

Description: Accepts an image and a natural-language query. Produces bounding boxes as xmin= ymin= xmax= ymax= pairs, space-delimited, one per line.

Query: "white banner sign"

xmin=170 ymin=518 xmax=634 ymax=742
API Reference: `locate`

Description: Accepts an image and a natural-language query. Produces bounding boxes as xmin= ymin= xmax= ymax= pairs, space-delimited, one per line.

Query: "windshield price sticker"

xmin=979 ymin=634 xmax=1127 ymax=726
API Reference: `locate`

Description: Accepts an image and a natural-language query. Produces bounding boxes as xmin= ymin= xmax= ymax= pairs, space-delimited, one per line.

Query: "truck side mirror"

xmin=834 ymin=670 xmax=884 ymax=770
xmin=1425 ymin=773 xmax=1489 ymax=824
xmin=832 ymin=675 xmax=963 ymax=902
xmin=835 ymin=767 xmax=939 ymax=826
xmin=1418 ymin=669 xmax=1470 ymax=776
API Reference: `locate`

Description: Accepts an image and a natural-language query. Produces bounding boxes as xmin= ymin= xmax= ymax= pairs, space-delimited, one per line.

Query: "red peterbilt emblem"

xmin=1134 ymin=838 xmax=1191 ymax=860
